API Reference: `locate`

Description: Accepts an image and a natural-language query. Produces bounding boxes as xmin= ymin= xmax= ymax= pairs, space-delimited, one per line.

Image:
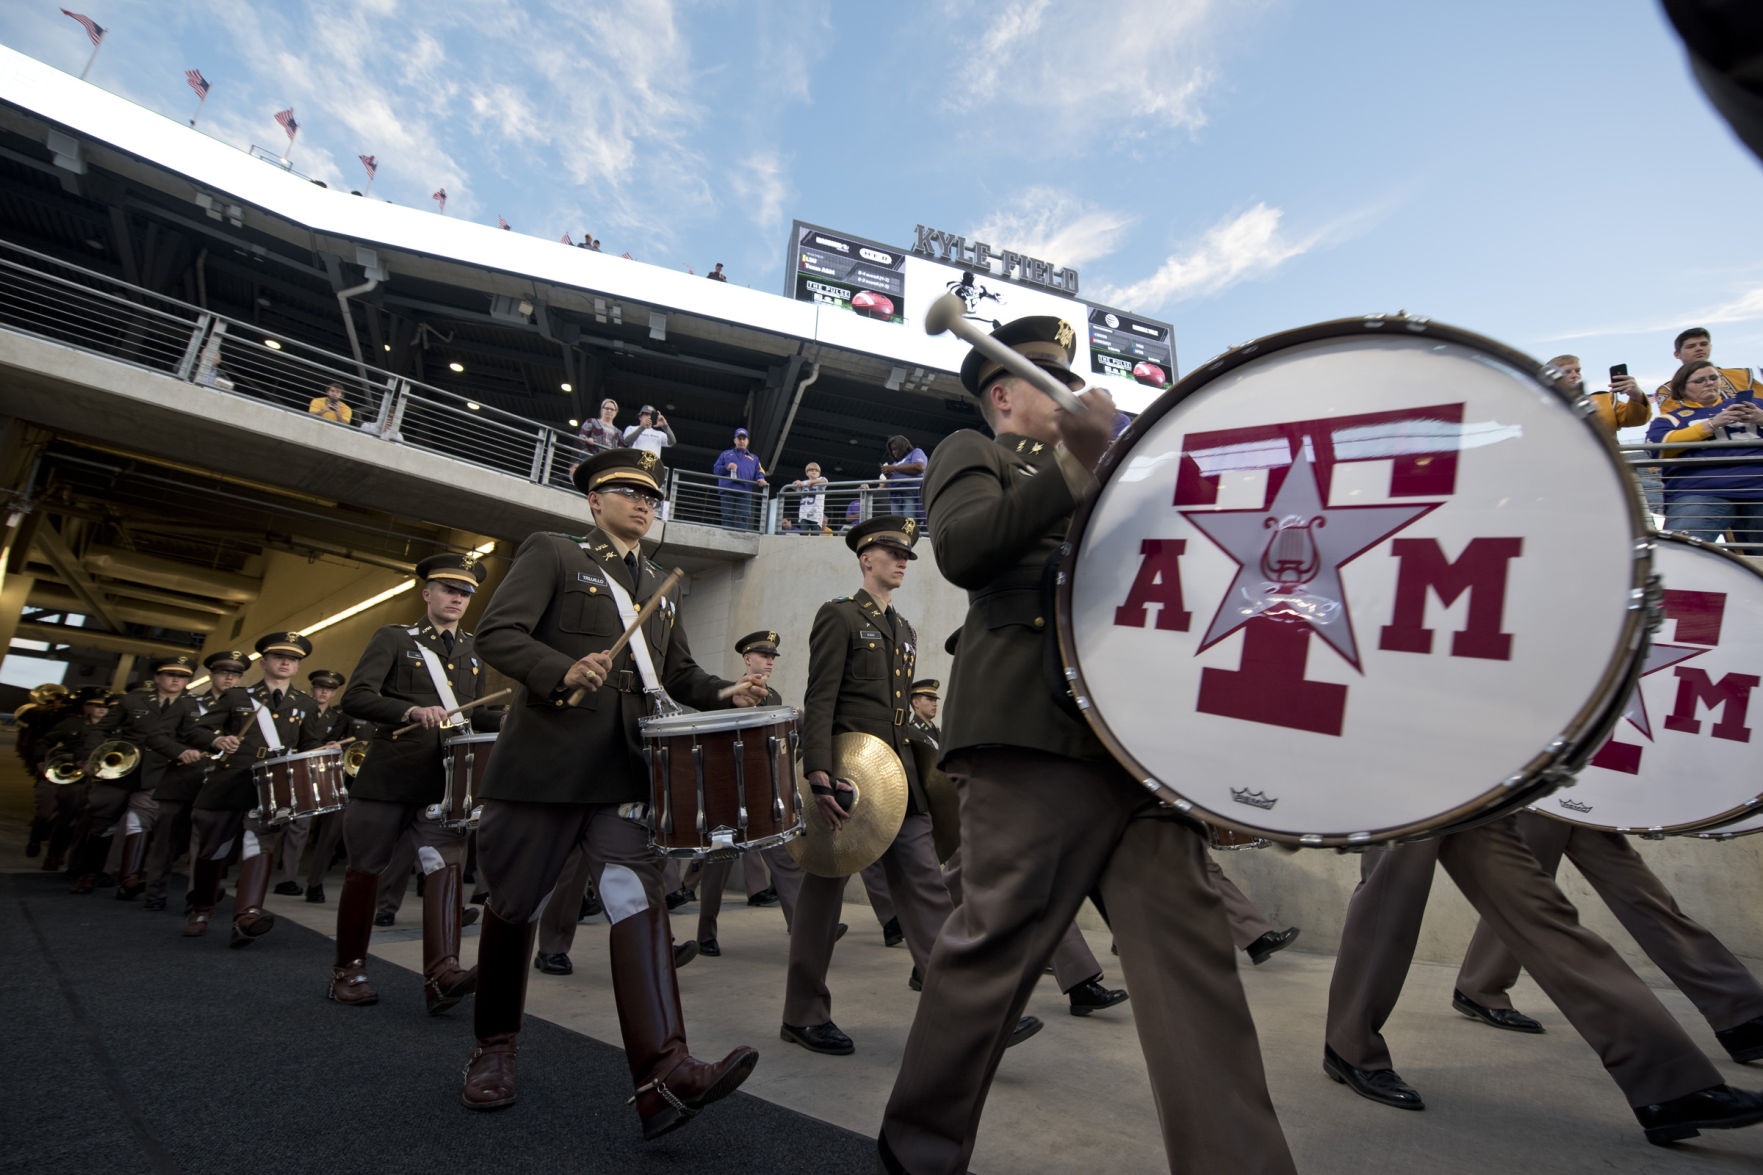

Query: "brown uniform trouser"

xmin=538 ymin=842 xmax=599 ymax=955
xmin=306 ymin=809 xmax=346 ymax=889
xmin=1208 ymin=857 xmax=1277 ymax=951
xmin=784 ymin=811 xmax=952 ymax=1027
xmin=344 ymin=798 xmax=465 ymax=878
xmin=476 ymin=799 xmax=665 ymax=927
xmin=881 ymin=748 xmax=1294 ymax=1175
xmin=1455 ymin=810 xmax=1763 ymax=1032
xmin=376 ymin=827 xmax=422 ymax=916
xmin=189 ymin=807 xmax=279 ymax=863
xmin=1325 ymin=817 xmax=1722 ymax=1108
xmin=943 ymin=843 xmax=1102 ymax=993
xmin=761 ymin=844 xmax=803 ymax=929
xmin=860 ymin=859 xmax=896 ymax=927
xmin=143 ymin=798 xmax=194 ymax=901
xmin=695 ymin=851 xmax=770 ymax=942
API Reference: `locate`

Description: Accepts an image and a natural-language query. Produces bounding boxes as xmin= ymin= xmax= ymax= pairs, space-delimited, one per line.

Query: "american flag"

xmin=358 ymin=154 xmax=377 ymax=180
xmin=432 ymin=188 xmax=446 ymax=211
xmin=497 ymin=216 xmax=510 ymax=230
xmin=184 ymin=69 xmax=210 ymax=99
xmin=60 ymin=9 xmax=105 ymax=47
xmin=560 ymin=232 xmax=572 ymax=246
xmin=274 ymin=107 xmax=298 ymax=141
xmin=621 ymin=252 xmax=632 ymax=260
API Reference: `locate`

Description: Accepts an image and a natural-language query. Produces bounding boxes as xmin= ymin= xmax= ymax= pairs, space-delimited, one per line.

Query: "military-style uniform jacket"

xmin=474 ymin=529 xmax=734 ymax=806
xmin=111 ymin=688 xmax=217 ymax=794
xmin=313 ymin=706 xmax=372 ymax=744
xmin=17 ymin=702 xmax=72 ymax=771
xmin=906 ymin=714 xmax=941 ymax=749
xmin=342 ymin=618 xmax=489 ymax=805
xmin=45 ymin=712 xmax=119 ymax=772
xmin=802 ymin=588 xmax=925 ymax=812
xmin=153 ymin=688 xmax=232 ymax=804
xmin=923 ymin=430 xmax=1107 ymax=764
xmin=193 ymin=682 xmax=327 ymax=811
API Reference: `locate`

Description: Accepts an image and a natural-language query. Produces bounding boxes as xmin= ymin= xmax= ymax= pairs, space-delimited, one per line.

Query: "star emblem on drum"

xmin=1620 ymin=642 xmax=1707 ymax=738
xmin=1183 ymin=446 xmax=1439 ymax=669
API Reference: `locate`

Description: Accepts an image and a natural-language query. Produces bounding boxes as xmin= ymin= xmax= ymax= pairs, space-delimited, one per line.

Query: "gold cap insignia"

xmin=1055 ymin=320 xmax=1074 ymax=350
xmin=639 ymin=452 xmax=659 ymax=472
xmin=903 ymin=518 xmax=916 ymax=536
xmin=286 ymin=631 xmax=301 ymax=642
xmin=461 ymin=550 xmax=480 ymax=568
xmin=768 ymin=631 xmax=778 ymax=643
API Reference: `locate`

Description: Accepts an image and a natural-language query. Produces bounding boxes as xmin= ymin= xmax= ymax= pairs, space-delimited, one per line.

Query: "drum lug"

xmin=767 ymin=735 xmax=785 ymax=827
xmin=654 ymin=745 xmax=673 ymax=839
xmin=731 ymin=737 xmax=749 ymax=834
xmin=692 ymin=744 xmax=708 ymax=842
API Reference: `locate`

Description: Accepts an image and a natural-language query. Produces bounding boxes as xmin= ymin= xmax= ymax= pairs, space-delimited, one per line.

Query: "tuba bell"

xmin=87 ymin=740 xmax=142 ymax=780
xmin=342 ymin=740 xmax=370 ymax=777
xmin=46 ymin=752 xmax=85 ymax=785
xmin=30 ymin=682 xmax=71 ymax=706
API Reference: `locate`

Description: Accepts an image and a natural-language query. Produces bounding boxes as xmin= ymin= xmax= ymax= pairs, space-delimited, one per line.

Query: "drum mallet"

xmin=923 ymin=293 xmax=1087 ymax=413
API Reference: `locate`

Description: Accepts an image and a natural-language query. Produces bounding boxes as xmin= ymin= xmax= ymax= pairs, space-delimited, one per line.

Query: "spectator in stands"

xmin=1554 ymin=354 xmax=1649 ymax=434
xmin=577 ymin=235 xmax=592 ymax=250
xmin=714 ymin=427 xmax=767 ymax=531
xmin=1646 ymin=359 xmax=1763 ymax=551
xmin=308 ymin=383 xmax=352 ymax=425
xmin=880 ymin=434 xmax=928 ymax=522
xmin=621 ymin=405 xmax=676 ymax=456
xmin=578 ymin=398 xmax=623 ymax=456
xmin=1656 ymin=327 xmax=1754 ymax=413
xmin=842 ymin=483 xmax=871 ymax=532
xmin=591 ymin=238 xmax=602 ymax=251
xmin=787 ymin=462 xmax=830 ymax=534
xmin=708 ymin=263 xmax=728 ymax=283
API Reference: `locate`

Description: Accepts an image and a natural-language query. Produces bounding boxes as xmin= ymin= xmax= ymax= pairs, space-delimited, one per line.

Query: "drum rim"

xmin=1686 ymin=807 xmax=1763 ymax=840
xmin=1538 ymin=530 xmax=1763 ymax=835
xmin=1055 ymin=314 xmax=1655 ymax=848
xmin=442 ymin=731 xmax=500 ymax=747
xmin=254 ymin=745 xmax=343 ymax=766
xmin=639 ymin=704 xmax=800 ymax=734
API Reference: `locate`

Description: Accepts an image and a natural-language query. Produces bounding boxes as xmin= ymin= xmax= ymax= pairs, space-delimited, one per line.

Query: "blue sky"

xmin=3 ymin=0 xmax=1761 ymax=399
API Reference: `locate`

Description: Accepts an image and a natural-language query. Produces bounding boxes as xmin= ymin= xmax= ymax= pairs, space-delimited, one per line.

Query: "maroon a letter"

xmin=1114 ymin=539 xmax=1192 ymax=631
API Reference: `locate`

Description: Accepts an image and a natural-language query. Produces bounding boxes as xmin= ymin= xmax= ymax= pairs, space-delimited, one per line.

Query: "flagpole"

xmin=79 ymin=37 xmax=102 ymax=81
xmin=282 ymin=129 xmax=295 ymax=165
xmin=190 ymin=91 xmax=207 ymax=128
xmin=364 ymin=174 xmax=374 ymax=197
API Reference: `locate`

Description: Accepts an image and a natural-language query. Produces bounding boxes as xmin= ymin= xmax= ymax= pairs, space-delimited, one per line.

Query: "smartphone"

xmin=1609 ymin=363 xmax=1628 ymax=380
xmin=1737 ymin=388 xmax=1755 ymax=402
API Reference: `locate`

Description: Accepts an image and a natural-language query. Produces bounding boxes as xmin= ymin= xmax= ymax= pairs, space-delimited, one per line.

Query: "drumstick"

xmin=565 ymin=567 xmax=685 ymax=705
xmin=715 ymin=679 xmax=768 ymax=702
xmin=389 ymin=688 xmax=512 ymax=737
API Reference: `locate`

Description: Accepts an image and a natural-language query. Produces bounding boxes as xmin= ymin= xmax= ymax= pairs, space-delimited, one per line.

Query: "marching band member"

xmin=39 ymin=686 xmax=117 ymax=873
xmin=328 ymin=554 xmax=491 ymax=1013
xmin=184 ymin=633 xmax=327 ymax=945
xmin=879 ymin=316 xmax=1296 ymax=1173
xmin=142 ymin=650 xmax=246 ymax=912
xmin=459 ymin=448 xmax=762 ymax=1137
xmin=295 ymin=668 xmax=368 ymax=903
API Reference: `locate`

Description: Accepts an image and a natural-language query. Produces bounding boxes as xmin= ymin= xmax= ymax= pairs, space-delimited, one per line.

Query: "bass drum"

xmin=1058 ymin=317 xmax=1653 ymax=846
xmin=1533 ymin=533 xmax=1763 ymax=834
xmin=1687 ymin=811 xmax=1763 ymax=841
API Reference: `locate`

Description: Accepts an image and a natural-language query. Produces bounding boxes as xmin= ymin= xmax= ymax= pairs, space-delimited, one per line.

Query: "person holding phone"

xmin=1550 ymin=355 xmax=1649 ymax=434
xmin=1646 ymin=359 xmax=1763 ymax=552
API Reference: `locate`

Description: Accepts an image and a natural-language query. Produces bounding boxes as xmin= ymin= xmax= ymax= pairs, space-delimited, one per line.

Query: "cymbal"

xmin=788 ymin=732 xmax=907 ymax=877
xmin=909 ymin=740 xmax=960 ymax=863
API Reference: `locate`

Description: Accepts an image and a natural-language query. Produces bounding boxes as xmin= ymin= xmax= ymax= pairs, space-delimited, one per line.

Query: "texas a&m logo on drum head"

xmin=1545 ymin=534 xmax=1763 ymax=833
xmin=1062 ymin=329 xmax=1648 ymax=843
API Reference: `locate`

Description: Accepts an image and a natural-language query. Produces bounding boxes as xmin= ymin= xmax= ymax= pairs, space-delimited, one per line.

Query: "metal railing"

xmin=766 ymin=479 xmax=911 ymax=535
xmin=0 ymin=238 xmax=584 ymax=490
xmin=1621 ymin=440 xmax=1763 ymax=555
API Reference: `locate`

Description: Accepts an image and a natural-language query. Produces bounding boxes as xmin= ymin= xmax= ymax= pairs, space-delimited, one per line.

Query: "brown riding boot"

xmin=229 ymin=848 xmax=277 ymax=948
xmin=184 ymin=856 xmax=221 ymax=936
xmin=460 ymin=906 xmax=534 ymax=1111
xmin=423 ymin=863 xmax=477 ymax=1015
xmin=116 ymin=832 xmax=147 ymax=898
xmin=328 ymin=868 xmax=380 ymax=1005
xmin=610 ymin=904 xmax=758 ymax=1140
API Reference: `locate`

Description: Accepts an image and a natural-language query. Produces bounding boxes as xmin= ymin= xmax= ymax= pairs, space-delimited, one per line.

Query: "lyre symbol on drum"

xmin=1259 ymin=514 xmax=1325 ymax=592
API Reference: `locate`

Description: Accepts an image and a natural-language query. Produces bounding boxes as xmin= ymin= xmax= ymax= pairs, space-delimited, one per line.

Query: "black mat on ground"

xmin=3 ymin=872 xmax=877 ymax=1175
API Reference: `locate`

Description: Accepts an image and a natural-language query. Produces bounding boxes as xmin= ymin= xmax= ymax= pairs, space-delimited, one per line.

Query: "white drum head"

xmin=1537 ymin=534 xmax=1763 ymax=833
xmin=640 ymin=705 xmax=798 ymax=737
xmin=265 ymin=746 xmax=340 ymax=765
xmin=442 ymin=732 xmax=499 ymax=749
xmin=1061 ymin=321 xmax=1649 ymax=845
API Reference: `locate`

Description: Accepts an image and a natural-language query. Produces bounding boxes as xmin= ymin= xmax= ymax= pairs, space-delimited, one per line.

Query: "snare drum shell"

xmin=1057 ymin=318 xmax=1653 ymax=847
xmin=642 ymin=707 xmax=802 ymax=853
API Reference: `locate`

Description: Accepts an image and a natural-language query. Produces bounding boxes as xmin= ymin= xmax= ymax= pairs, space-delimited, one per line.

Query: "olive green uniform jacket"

xmin=802 ymin=588 xmax=925 ymax=812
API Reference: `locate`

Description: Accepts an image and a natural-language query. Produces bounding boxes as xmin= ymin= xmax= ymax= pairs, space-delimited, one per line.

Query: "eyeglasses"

xmin=602 ymin=486 xmax=663 ymax=508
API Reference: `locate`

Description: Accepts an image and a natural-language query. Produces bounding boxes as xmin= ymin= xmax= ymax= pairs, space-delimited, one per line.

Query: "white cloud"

xmin=1095 ymin=203 xmax=1313 ymax=310
xmin=1545 ymin=286 xmax=1763 ymax=343
xmin=948 ymin=0 xmax=1233 ymax=136
xmin=971 ymin=187 xmax=1134 ymax=269
xmin=728 ymin=150 xmax=792 ymax=239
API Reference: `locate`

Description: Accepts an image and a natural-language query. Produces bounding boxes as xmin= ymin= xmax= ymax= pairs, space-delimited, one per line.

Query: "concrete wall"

xmin=676 ymin=534 xmax=1763 ymax=981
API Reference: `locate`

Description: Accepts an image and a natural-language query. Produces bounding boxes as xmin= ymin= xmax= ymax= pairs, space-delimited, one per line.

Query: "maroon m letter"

xmin=1378 ymin=538 xmax=1523 ymax=661
xmin=1663 ymin=668 xmax=1760 ymax=742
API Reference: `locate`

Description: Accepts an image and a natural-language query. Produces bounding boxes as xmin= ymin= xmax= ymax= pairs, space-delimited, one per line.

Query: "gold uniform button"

xmin=1033 ymin=617 xmax=1045 ymax=629
xmin=589 ymin=586 xmax=598 ymax=594
xmin=868 ymin=642 xmax=876 ymax=648
xmin=895 ymin=690 xmax=902 ymax=698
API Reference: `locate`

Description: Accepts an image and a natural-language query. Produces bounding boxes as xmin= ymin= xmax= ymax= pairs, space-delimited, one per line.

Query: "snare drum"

xmin=251 ymin=747 xmax=346 ymax=825
xmin=1206 ymin=824 xmax=1270 ymax=851
xmin=1535 ymin=533 xmax=1763 ymax=834
xmin=436 ymin=732 xmax=497 ymax=831
xmin=1058 ymin=317 xmax=1652 ymax=846
xmin=640 ymin=706 xmax=803 ymax=859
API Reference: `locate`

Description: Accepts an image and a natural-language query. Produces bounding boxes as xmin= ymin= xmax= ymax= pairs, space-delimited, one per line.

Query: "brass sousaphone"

xmin=45 ymin=752 xmax=85 ymax=785
xmin=341 ymin=740 xmax=370 ymax=777
xmin=788 ymin=732 xmax=908 ymax=878
xmin=87 ymin=740 xmax=142 ymax=780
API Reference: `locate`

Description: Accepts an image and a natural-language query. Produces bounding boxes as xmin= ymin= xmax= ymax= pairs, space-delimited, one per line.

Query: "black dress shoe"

xmin=142 ymin=896 xmax=166 ymax=912
xmin=273 ymin=880 xmax=303 ymax=896
xmin=305 ymin=885 xmax=326 ymax=903
xmin=781 ymin=1020 xmax=854 ymax=1055
xmin=1246 ymin=927 xmax=1300 ymax=965
xmin=699 ymin=937 xmax=721 ymax=957
xmin=1636 ymin=1084 xmax=1763 ymax=1145
xmin=1452 ymin=990 xmax=1544 ymax=1034
xmin=908 ymin=966 xmax=922 ymax=992
xmin=1007 ymin=1016 xmax=1043 ymax=1048
xmin=470 ymin=891 xmax=488 ymax=905
xmin=1068 ymin=979 xmax=1130 ymax=1016
xmin=1323 ymin=1045 xmax=1425 ymax=1110
xmin=882 ymin=916 xmax=904 ymax=947
xmin=462 ymin=907 xmax=479 ymax=928
xmin=533 ymin=952 xmax=573 ymax=975
xmin=580 ymin=893 xmax=603 ymax=919
xmin=674 ymin=940 xmax=699 ymax=969
xmin=834 ymin=922 xmax=848 ymax=942
xmin=746 ymin=886 xmax=779 ymax=907
xmin=1716 ymin=1015 xmax=1763 ymax=1063
xmin=664 ymin=888 xmax=693 ymax=911
xmin=373 ymin=911 xmax=395 ymax=926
